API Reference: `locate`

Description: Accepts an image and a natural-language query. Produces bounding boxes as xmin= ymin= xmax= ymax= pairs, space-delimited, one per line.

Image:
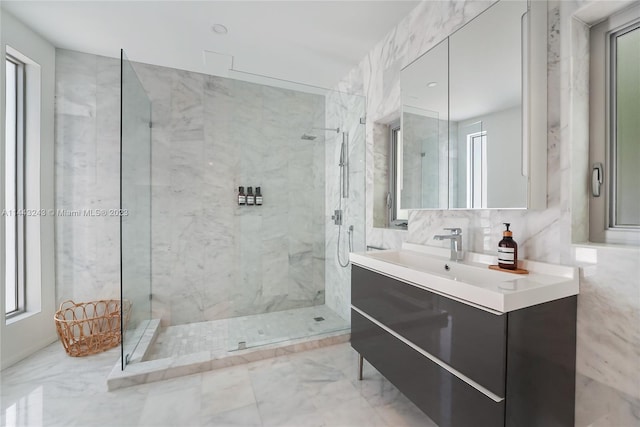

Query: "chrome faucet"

xmin=433 ymin=228 xmax=463 ymax=261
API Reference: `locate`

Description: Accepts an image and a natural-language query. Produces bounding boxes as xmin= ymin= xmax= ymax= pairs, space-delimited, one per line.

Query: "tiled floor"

xmin=1 ymin=341 xmax=437 ymax=427
xmin=147 ymin=305 xmax=349 ymax=360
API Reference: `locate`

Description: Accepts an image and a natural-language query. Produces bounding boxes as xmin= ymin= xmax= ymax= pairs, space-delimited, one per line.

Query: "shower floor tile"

xmin=146 ymin=305 xmax=348 ymax=360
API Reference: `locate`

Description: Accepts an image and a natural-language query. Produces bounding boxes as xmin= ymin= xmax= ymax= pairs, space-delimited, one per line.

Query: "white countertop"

xmin=349 ymin=243 xmax=579 ymax=314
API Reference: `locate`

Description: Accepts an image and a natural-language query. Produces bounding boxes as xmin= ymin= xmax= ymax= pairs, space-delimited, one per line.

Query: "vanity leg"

xmin=358 ymin=354 xmax=363 ymax=380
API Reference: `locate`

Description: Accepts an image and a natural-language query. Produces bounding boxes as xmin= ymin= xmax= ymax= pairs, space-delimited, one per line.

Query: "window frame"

xmin=466 ymin=130 xmax=487 ymax=209
xmin=389 ymin=120 xmax=408 ymax=227
xmin=608 ymin=21 xmax=640 ymax=229
xmin=5 ymin=53 xmax=27 ymax=318
xmin=589 ymin=3 xmax=640 ymax=245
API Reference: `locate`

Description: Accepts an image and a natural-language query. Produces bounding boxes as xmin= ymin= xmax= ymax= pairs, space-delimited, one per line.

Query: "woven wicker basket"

xmin=54 ymin=299 xmax=132 ymax=357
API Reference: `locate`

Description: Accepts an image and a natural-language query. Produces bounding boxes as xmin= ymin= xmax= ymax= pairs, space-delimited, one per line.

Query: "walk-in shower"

xmin=119 ymin=52 xmax=366 ymax=373
xmin=302 ymin=127 xmax=353 ymax=269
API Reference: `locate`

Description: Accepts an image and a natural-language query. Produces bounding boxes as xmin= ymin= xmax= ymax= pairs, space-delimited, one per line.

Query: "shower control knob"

xmin=332 ymin=209 xmax=343 ymax=226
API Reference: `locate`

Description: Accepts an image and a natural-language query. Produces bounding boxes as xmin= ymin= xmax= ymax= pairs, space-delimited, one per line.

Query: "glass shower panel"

xmin=120 ymin=50 xmax=152 ymax=369
xmin=221 ymin=72 xmax=366 ymax=352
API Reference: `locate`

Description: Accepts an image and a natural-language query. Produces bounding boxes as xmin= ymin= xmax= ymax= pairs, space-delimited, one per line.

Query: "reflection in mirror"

xmin=400 ymin=39 xmax=448 ymax=209
xmin=449 ymin=0 xmax=528 ymax=208
xmin=454 ymin=121 xmax=486 ymax=208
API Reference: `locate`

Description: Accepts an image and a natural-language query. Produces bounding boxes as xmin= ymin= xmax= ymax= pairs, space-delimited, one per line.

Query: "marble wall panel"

xmin=324 ymin=91 xmax=367 ymax=321
xmin=329 ymin=0 xmax=640 ymax=422
xmin=55 ymin=50 xmax=328 ymax=328
xmin=55 ymin=49 xmax=120 ymax=305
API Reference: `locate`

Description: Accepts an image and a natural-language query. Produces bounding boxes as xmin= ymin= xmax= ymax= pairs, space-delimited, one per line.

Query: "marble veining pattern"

xmin=55 ymin=50 xmax=331 ymax=327
xmin=1 ymin=342 xmax=438 ymax=427
xmin=52 ymin=0 xmax=640 ymax=422
xmin=330 ymin=0 xmax=640 ymax=422
xmin=54 ymin=50 xmax=121 ymax=306
xmin=324 ymin=90 xmax=367 ymax=321
xmin=147 ymin=304 xmax=349 ymax=360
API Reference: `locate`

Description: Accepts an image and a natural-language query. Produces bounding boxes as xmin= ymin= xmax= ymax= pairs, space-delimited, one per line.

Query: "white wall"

xmin=0 ymin=9 xmax=56 ymax=370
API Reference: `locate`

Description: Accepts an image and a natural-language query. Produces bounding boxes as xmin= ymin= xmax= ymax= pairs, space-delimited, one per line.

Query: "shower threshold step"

xmin=106 ymin=326 xmax=349 ymax=390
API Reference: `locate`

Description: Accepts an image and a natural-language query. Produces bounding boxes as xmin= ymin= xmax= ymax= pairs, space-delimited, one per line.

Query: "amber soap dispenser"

xmin=498 ymin=223 xmax=518 ymax=270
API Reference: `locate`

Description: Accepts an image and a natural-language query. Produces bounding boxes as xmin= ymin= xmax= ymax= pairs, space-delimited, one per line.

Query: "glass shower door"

xmin=120 ymin=50 xmax=152 ymax=369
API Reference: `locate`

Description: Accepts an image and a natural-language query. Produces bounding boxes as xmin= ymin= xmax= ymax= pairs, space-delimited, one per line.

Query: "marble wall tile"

xmin=330 ymin=0 xmax=640 ymax=421
xmin=55 ymin=50 xmax=121 ymax=306
xmin=324 ymin=90 xmax=367 ymax=321
xmin=55 ymin=50 xmax=329 ymax=327
xmin=576 ymin=245 xmax=640 ymax=400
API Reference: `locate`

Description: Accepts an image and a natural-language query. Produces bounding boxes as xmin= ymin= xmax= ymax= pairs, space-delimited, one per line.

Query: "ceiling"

xmin=1 ymin=1 xmax=420 ymax=89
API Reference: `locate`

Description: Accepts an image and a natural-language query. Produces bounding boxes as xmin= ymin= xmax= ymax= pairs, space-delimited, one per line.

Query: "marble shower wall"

xmin=55 ymin=50 xmax=121 ymax=306
xmin=137 ymin=63 xmax=327 ymax=326
xmin=55 ymin=49 xmax=327 ymax=327
xmin=332 ymin=0 xmax=640 ymax=423
xmin=324 ymin=91 xmax=367 ymax=322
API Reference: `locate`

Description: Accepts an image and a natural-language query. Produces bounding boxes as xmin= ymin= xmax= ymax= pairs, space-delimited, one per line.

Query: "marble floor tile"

xmin=302 ymin=378 xmax=366 ymax=413
xmin=2 ymin=341 xmax=442 ymax=427
xmin=318 ymin=396 xmax=387 ymax=427
xmin=202 ymin=403 xmax=263 ymax=427
xmin=249 ymin=359 xmax=320 ymax=427
xmin=137 ymin=380 xmax=201 ymax=427
xmin=374 ymin=395 xmax=439 ymax=427
xmin=201 ymin=366 xmax=255 ymax=416
xmin=351 ymin=369 xmax=404 ymax=408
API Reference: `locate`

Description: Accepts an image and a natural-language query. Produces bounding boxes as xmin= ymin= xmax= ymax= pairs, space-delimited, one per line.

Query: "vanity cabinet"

xmin=350 ymin=265 xmax=577 ymax=427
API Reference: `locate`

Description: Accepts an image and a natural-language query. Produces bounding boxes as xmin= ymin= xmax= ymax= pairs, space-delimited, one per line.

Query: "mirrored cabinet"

xmin=400 ymin=39 xmax=449 ymax=210
xmin=399 ymin=0 xmax=547 ymax=210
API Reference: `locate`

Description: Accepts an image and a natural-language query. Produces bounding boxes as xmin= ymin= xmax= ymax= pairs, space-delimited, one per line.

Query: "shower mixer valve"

xmin=332 ymin=209 xmax=343 ymax=226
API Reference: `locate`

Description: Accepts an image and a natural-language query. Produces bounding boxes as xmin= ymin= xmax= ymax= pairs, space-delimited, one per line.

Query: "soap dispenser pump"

xmin=498 ymin=223 xmax=518 ymax=270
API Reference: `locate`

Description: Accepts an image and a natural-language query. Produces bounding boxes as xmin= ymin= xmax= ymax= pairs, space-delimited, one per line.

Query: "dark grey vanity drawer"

xmin=351 ymin=265 xmax=506 ymax=397
xmin=351 ymin=310 xmax=505 ymax=427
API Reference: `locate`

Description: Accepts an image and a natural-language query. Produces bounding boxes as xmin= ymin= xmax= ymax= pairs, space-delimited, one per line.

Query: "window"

xmin=466 ymin=131 xmax=487 ymax=209
xmin=590 ymin=4 xmax=640 ymax=245
xmin=389 ymin=121 xmax=408 ymax=227
xmin=5 ymin=53 xmax=26 ymax=316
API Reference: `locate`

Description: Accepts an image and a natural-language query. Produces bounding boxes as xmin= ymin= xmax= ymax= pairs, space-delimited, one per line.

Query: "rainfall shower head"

xmin=301 ymin=126 xmax=340 ymax=140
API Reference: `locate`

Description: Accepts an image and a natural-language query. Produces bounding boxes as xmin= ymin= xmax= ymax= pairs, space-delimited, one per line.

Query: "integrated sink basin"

xmin=350 ymin=243 xmax=579 ymax=313
xmin=364 ymin=249 xmax=513 ymax=285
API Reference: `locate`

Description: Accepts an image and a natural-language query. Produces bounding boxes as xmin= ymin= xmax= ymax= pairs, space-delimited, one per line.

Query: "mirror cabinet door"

xmin=400 ymin=39 xmax=449 ymax=210
xmin=398 ymin=0 xmax=545 ymax=211
xmin=449 ymin=0 xmax=528 ymax=209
